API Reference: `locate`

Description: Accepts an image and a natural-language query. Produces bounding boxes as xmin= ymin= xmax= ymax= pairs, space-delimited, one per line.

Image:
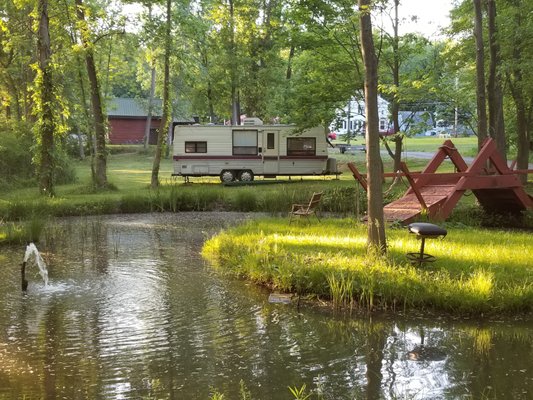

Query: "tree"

xmin=75 ymin=0 xmax=108 ymax=188
xmin=36 ymin=0 xmax=55 ymax=196
xmin=280 ymin=0 xmax=366 ymax=128
xmin=473 ymin=0 xmax=488 ymax=150
xmin=0 ymin=0 xmax=35 ymax=122
xmin=486 ymin=0 xmax=506 ymax=160
xmin=359 ymin=0 xmax=386 ymax=253
xmin=501 ymin=0 xmax=532 ymax=183
xmin=151 ymin=0 xmax=172 ymax=188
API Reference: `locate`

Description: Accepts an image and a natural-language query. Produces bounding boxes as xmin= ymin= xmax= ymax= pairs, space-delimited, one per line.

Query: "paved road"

xmin=386 ymin=150 xmax=533 ymax=169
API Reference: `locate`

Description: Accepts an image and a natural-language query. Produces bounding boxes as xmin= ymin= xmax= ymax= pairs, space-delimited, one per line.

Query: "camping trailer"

xmin=172 ymin=118 xmax=337 ymax=182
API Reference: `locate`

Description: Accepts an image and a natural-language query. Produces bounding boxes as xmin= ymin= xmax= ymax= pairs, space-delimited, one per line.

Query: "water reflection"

xmin=0 ymin=213 xmax=531 ymax=399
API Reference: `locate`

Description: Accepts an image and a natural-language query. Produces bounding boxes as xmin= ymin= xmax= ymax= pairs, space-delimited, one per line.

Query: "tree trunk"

xmin=144 ymin=65 xmax=156 ymax=150
xmin=76 ymin=0 xmax=107 ymax=188
xmin=228 ymin=0 xmax=239 ymax=124
xmin=390 ymin=0 xmax=403 ymax=179
xmin=207 ymin=79 xmax=216 ymax=123
xmin=508 ymin=64 xmax=530 ymax=185
xmin=359 ymin=0 xmax=386 ymax=253
xmin=37 ymin=0 xmax=55 ymax=196
xmin=514 ymin=97 xmax=530 ymax=184
xmin=473 ymin=0 xmax=488 ymax=150
xmin=151 ymin=0 xmax=171 ymax=188
xmin=286 ymin=45 xmax=295 ymax=80
xmin=486 ymin=0 xmax=506 ymax=161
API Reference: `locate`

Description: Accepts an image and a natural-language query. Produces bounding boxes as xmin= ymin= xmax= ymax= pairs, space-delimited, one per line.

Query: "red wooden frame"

xmin=348 ymin=138 xmax=533 ymax=224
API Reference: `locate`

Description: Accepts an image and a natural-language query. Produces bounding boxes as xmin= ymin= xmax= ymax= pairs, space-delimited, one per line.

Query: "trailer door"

xmin=262 ymin=130 xmax=279 ymax=174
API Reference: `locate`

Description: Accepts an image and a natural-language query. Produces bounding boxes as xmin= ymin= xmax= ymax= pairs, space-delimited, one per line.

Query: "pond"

xmin=0 ymin=213 xmax=531 ymax=399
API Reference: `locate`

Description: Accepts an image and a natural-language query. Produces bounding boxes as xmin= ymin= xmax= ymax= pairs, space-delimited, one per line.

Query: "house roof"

xmin=107 ymin=98 xmax=163 ymax=118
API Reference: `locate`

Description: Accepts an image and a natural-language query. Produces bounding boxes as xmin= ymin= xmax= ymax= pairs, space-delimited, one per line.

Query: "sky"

xmin=121 ymin=0 xmax=455 ymax=39
xmin=394 ymin=0 xmax=454 ymax=37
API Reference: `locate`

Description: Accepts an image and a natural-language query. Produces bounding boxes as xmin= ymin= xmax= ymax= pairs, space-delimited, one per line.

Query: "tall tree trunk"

xmin=144 ymin=5 xmax=156 ymax=150
xmin=286 ymin=44 xmax=295 ymax=80
xmin=486 ymin=0 xmax=506 ymax=161
xmin=76 ymin=0 xmax=107 ymax=188
xmin=359 ymin=0 xmax=386 ymax=254
xmin=473 ymin=0 xmax=488 ymax=150
xmin=37 ymin=0 xmax=55 ymax=196
xmin=207 ymin=80 xmax=216 ymax=123
xmin=390 ymin=0 xmax=403 ymax=179
xmin=144 ymin=65 xmax=156 ymax=150
xmin=506 ymin=0 xmax=530 ymax=184
xmin=151 ymin=0 xmax=171 ymax=188
xmin=228 ymin=0 xmax=239 ymax=124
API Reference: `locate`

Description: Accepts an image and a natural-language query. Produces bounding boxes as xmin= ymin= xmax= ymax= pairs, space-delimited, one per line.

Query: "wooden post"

xmin=21 ymin=261 xmax=28 ymax=291
xmin=400 ymin=162 xmax=427 ymax=211
xmin=347 ymin=162 xmax=368 ymax=191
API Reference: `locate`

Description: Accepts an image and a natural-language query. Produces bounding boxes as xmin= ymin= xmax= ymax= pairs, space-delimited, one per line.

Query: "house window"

xmin=287 ymin=137 xmax=316 ymax=156
xmin=233 ymin=130 xmax=258 ymax=155
xmin=267 ymin=132 xmax=275 ymax=149
xmin=379 ymin=119 xmax=387 ymax=131
xmin=185 ymin=141 xmax=207 ymax=153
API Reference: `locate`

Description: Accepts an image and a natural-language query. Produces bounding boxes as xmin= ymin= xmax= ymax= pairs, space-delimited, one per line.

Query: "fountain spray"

xmin=21 ymin=242 xmax=49 ymax=290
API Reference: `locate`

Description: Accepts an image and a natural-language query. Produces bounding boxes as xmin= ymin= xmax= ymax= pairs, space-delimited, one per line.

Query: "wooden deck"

xmin=349 ymin=138 xmax=533 ymax=225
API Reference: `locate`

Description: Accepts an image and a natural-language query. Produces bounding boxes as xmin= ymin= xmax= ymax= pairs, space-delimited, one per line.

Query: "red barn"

xmin=107 ymin=98 xmax=163 ymax=145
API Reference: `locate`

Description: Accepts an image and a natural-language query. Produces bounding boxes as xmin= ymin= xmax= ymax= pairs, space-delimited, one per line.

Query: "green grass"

xmin=202 ymin=218 xmax=533 ymax=315
xmin=333 ymin=135 xmax=478 ymax=154
xmin=401 ymin=136 xmax=478 ymax=154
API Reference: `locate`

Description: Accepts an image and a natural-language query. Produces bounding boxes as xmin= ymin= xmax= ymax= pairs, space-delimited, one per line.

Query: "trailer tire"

xmin=220 ymin=170 xmax=235 ymax=183
xmin=238 ymin=170 xmax=254 ymax=182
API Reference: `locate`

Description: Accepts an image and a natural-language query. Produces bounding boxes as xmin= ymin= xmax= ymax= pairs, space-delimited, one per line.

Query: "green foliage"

xmin=52 ymin=149 xmax=78 ymax=185
xmin=0 ymin=123 xmax=35 ymax=189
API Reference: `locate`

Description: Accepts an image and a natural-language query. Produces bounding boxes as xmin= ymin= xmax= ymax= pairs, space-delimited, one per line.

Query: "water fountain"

xmin=21 ymin=242 xmax=49 ymax=290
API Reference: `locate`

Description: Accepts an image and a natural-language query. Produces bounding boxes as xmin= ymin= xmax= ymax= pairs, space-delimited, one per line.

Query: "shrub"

xmin=0 ymin=122 xmax=34 ymax=189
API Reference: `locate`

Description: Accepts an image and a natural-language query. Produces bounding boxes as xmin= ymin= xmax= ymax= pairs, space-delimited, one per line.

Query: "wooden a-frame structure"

xmin=348 ymin=138 xmax=533 ymax=224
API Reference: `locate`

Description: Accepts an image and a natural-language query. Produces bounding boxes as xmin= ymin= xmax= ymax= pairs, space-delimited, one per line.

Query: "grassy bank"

xmin=1 ymin=141 xmax=531 ymax=245
xmin=202 ymin=218 xmax=533 ymax=315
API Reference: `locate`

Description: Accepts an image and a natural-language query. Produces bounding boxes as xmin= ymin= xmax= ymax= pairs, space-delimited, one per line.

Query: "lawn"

xmin=0 ymin=140 xmax=530 ymax=227
xmin=332 ymin=135 xmax=478 ymax=154
xmin=202 ymin=217 xmax=533 ymax=315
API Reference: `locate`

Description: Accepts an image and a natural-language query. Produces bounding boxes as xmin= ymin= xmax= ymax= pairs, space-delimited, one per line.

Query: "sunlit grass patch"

xmin=202 ymin=218 xmax=533 ymax=315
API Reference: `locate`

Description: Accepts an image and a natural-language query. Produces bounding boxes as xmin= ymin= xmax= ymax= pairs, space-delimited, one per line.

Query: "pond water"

xmin=0 ymin=213 xmax=531 ymax=400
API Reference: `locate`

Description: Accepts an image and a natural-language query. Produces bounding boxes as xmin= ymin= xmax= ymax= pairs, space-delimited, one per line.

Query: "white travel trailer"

xmin=172 ymin=118 xmax=336 ymax=182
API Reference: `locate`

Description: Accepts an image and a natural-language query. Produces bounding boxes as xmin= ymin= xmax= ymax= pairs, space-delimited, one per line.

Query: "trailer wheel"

xmin=238 ymin=170 xmax=254 ymax=182
xmin=220 ymin=170 xmax=235 ymax=182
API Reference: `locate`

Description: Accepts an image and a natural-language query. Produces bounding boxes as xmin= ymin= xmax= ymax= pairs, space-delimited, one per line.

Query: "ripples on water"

xmin=0 ymin=213 xmax=531 ymax=399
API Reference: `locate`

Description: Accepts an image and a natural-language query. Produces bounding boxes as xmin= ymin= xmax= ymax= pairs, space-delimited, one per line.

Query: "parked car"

xmin=328 ymin=132 xmax=337 ymax=140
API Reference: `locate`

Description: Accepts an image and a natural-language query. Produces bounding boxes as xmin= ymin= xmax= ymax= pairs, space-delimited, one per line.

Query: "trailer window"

xmin=267 ymin=133 xmax=275 ymax=149
xmin=185 ymin=141 xmax=207 ymax=153
xmin=287 ymin=137 xmax=316 ymax=156
xmin=233 ymin=130 xmax=258 ymax=155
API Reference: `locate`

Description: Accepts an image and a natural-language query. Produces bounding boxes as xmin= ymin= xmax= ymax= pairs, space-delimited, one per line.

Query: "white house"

xmin=330 ymin=95 xmax=390 ymax=137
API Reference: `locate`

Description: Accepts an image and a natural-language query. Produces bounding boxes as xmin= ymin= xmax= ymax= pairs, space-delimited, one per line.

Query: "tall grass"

xmin=0 ymin=215 xmax=47 ymax=244
xmin=202 ymin=218 xmax=533 ymax=315
xmin=0 ymin=182 xmax=367 ymax=221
